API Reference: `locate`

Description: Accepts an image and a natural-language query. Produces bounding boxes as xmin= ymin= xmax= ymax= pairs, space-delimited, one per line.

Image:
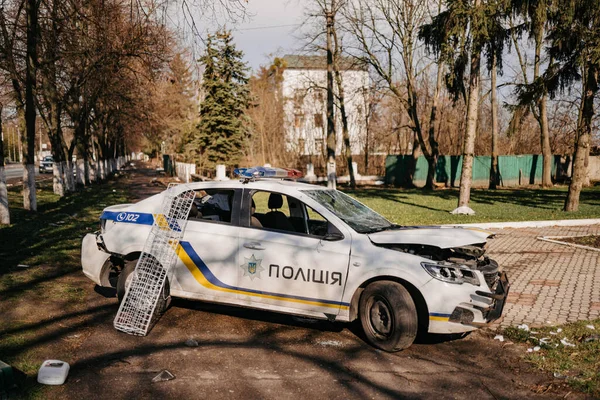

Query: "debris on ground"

xmin=494 ymin=335 xmax=504 ymax=342
xmin=185 ymin=339 xmax=199 ymax=347
xmin=560 ymin=338 xmax=576 ymax=347
xmin=583 ymin=334 xmax=599 ymax=343
xmin=553 ymin=372 xmax=566 ymax=379
xmin=152 ymin=370 xmax=175 ymax=383
xmin=315 ymin=340 xmax=343 ymax=347
xmin=37 ymin=360 xmax=70 ymax=385
xmin=517 ymin=324 xmax=530 ymax=331
xmin=586 ymin=325 xmax=595 ymax=330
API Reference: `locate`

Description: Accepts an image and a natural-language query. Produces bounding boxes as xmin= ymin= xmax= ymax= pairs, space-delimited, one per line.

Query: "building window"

xmin=298 ymin=138 xmax=305 ymax=152
xmin=294 ymin=114 xmax=304 ymax=128
xmin=315 ymin=139 xmax=323 ymax=155
xmin=314 ymin=113 xmax=323 ymax=128
xmin=294 ymin=89 xmax=305 ymax=109
xmin=316 ymin=91 xmax=324 ymax=103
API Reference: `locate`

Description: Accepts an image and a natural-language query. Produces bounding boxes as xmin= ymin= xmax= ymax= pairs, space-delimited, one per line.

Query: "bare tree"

xmin=421 ymin=0 xmax=507 ymax=212
xmin=510 ymin=1 xmax=553 ymax=188
xmin=489 ymin=52 xmax=499 ymax=189
xmin=23 ymin=0 xmax=38 ymax=211
xmin=0 ymin=102 xmax=8 ymax=225
xmin=345 ymin=0 xmax=444 ymax=189
xmin=329 ymin=1 xmax=357 ymax=188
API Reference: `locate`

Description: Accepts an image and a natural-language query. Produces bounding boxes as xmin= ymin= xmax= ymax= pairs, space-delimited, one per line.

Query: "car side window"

xmin=249 ymin=191 xmax=296 ymax=233
xmin=304 ymin=204 xmax=329 ymax=237
xmin=246 ymin=191 xmax=334 ymax=238
xmin=188 ymin=189 xmax=235 ymax=224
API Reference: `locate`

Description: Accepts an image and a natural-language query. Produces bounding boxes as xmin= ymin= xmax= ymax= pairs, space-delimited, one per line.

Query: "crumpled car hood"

xmin=368 ymin=226 xmax=493 ymax=249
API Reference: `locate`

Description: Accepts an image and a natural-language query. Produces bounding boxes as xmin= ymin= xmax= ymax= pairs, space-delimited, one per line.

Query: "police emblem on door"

xmin=241 ymin=254 xmax=264 ymax=280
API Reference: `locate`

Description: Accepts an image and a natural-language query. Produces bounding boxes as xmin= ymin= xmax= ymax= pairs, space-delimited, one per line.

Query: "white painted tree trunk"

xmin=91 ymin=160 xmax=98 ymax=182
xmin=0 ymin=166 xmax=9 ymax=225
xmin=23 ymin=164 xmax=37 ymax=211
xmin=77 ymin=159 xmax=85 ymax=185
xmin=65 ymin=160 xmax=75 ymax=192
xmin=99 ymin=160 xmax=105 ymax=180
xmin=455 ymin=44 xmax=481 ymax=214
xmin=53 ymin=161 xmax=65 ymax=196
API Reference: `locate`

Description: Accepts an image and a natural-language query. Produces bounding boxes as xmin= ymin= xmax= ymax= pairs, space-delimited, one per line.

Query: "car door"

xmin=236 ymin=188 xmax=352 ymax=317
xmin=171 ymin=188 xmax=242 ymax=303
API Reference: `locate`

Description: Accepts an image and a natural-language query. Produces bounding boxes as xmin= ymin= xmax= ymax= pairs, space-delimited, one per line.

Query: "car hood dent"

xmin=368 ymin=226 xmax=492 ymax=249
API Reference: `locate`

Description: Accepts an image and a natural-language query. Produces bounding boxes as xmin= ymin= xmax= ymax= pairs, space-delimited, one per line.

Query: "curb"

xmin=537 ymin=235 xmax=600 ymax=253
xmin=445 ymin=218 xmax=600 ymax=230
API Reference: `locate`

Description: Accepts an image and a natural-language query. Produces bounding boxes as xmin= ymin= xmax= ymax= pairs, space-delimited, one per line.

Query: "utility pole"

xmin=326 ymin=3 xmax=336 ymax=190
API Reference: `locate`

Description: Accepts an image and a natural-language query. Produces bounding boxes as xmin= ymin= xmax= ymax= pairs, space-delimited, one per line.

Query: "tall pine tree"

xmin=193 ymin=31 xmax=250 ymax=168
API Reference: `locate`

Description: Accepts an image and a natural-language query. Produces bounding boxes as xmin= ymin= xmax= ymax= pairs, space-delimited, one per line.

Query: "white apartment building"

xmin=281 ymin=55 xmax=369 ymax=156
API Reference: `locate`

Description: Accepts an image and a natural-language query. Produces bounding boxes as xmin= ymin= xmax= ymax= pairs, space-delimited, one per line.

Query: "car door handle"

xmin=243 ymin=242 xmax=265 ymax=250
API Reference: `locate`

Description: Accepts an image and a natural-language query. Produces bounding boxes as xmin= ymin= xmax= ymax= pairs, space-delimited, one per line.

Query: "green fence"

xmin=385 ymin=155 xmax=560 ymax=188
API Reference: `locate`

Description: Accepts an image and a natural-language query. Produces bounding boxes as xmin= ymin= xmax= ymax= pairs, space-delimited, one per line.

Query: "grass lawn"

xmin=504 ymin=320 xmax=600 ymax=397
xmin=342 ymin=184 xmax=600 ymax=226
xmin=0 ymin=177 xmax=132 ymax=397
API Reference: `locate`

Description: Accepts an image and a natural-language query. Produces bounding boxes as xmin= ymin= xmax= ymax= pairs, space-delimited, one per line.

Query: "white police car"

xmin=81 ymin=166 xmax=509 ymax=351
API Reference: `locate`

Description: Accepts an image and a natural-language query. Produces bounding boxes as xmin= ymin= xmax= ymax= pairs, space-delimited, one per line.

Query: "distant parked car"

xmin=39 ymin=156 xmax=54 ymax=173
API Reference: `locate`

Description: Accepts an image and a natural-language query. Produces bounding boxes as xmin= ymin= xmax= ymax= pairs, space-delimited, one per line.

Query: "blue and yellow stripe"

xmin=177 ymin=241 xmax=350 ymax=310
xmin=429 ymin=313 xmax=450 ymax=322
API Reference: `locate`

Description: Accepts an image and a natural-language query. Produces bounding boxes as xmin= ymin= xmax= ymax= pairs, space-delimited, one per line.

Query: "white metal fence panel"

xmin=113 ymin=183 xmax=196 ymax=336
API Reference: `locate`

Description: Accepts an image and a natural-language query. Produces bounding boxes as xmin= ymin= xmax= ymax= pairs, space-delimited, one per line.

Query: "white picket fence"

xmin=174 ymin=162 xmax=196 ymax=183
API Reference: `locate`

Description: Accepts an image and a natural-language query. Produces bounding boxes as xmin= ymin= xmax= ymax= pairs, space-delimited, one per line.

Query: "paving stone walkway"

xmin=486 ymin=224 xmax=600 ymax=327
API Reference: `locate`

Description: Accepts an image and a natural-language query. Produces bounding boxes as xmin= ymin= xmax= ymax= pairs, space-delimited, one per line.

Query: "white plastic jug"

xmin=37 ymin=360 xmax=70 ymax=385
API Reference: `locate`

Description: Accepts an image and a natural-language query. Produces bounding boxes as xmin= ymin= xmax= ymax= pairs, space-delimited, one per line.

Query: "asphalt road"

xmin=3 ymin=164 xmax=42 ymax=180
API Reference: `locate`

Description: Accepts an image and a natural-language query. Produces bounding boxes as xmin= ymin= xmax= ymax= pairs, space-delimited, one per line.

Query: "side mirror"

xmin=322 ymin=232 xmax=344 ymax=241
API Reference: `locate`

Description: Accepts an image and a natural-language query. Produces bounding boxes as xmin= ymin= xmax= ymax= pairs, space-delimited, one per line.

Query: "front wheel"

xmin=359 ymin=281 xmax=418 ymax=352
xmin=117 ymin=260 xmax=171 ymax=315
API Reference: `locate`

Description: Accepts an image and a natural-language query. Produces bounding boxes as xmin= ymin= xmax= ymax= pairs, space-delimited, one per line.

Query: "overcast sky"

xmin=220 ymin=1 xmax=306 ymax=71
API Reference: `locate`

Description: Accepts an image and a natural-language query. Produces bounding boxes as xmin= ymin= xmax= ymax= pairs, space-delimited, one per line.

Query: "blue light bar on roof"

xmin=234 ymin=166 xmax=303 ymax=180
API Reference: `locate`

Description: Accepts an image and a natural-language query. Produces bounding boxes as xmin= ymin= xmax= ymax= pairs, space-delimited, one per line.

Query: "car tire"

xmin=359 ymin=281 xmax=418 ymax=352
xmin=116 ymin=259 xmax=171 ymax=315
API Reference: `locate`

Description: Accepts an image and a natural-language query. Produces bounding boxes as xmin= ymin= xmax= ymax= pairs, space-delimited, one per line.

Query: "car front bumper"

xmin=425 ymin=271 xmax=510 ymax=334
xmin=81 ymin=232 xmax=111 ymax=286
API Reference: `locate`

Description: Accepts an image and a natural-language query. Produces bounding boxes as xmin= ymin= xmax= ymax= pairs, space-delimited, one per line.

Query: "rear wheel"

xmin=359 ymin=281 xmax=418 ymax=352
xmin=116 ymin=260 xmax=171 ymax=314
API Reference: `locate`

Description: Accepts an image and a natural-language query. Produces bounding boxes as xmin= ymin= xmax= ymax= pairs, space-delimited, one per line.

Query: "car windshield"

xmin=302 ymin=189 xmax=395 ymax=234
xmin=44 ymin=157 xmax=53 ymax=161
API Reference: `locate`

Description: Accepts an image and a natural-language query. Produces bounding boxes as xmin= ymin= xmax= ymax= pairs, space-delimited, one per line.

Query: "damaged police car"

xmin=81 ymin=167 xmax=509 ymax=351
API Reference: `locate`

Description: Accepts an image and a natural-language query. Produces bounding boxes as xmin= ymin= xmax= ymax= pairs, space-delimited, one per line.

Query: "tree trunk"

xmin=0 ymin=109 xmax=9 ymax=225
xmin=583 ymin=144 xmax=590 ymax=187
xmin=23 ymin=0 xmax=38 ymax=211
xmin=533 ymin=29 xmax=553 ymax=188
xmin=53 ymin=161 xmax=65 ymax=197
xmin=406 ymin=135 xmax=420 ymax=188
xmin=426 ymin=61 xmax=444 ymax=189
xmin=331 ymin=17 xmax=355 ymax=189
xmin=489 ymin=54 xmax=499 ymax=189
xmin=564 ymin=65 xmax=596 ymax=211
xmin=0 ymin=165 xmax=8 ymax=225
xmin=539 ymin=95 xmax=552 ymax=187
xmin=456 ymin=46 xmax=481 ymax=210
xmin=326 ymin=8 xmax=336 ymax=190
xmin=364 ymin=120 xmax=369 ymax=174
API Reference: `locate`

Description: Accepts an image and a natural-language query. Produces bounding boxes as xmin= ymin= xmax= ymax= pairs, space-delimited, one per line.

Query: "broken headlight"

xmin=421 ymin=262 xmax=480 ymax=286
